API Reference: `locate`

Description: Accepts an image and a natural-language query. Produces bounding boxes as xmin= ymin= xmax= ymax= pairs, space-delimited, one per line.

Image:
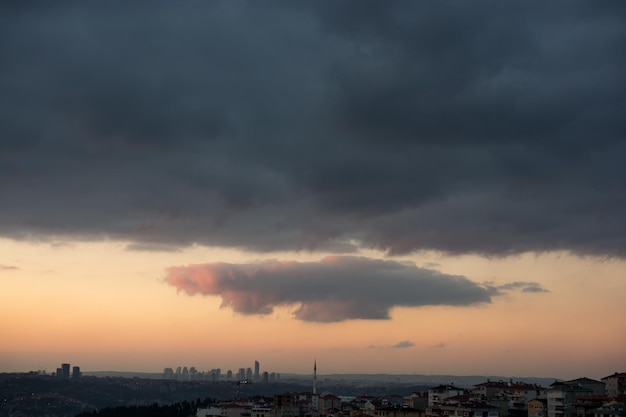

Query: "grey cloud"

xmin=125 ymin=242 xmax=183 ymax=253
xmin=521 ymin=283 xmax=551 ymax=293
xmin=433 ymin=343 xmax=446 ymax=349
xmin=0 ymin=265 xmax=19 ymax=271
xmin=392 ymin=340 xmax=415 ymax=349
xmin=1 ymin=1 xmax=625 ymax=258
xmin=484 ymin=281 xmax=550 ymax=296
xmin=164 ymin=256 xmax=491 ymax=322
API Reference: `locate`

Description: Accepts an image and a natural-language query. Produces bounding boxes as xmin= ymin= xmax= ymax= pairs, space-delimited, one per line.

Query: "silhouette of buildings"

xmin=61 ymin=363 xmax=70 ymax=378
xmin=161 ymin=360 xmax=282 ymax=383
xmin=54 ymin=363 xmax=80 ymax=379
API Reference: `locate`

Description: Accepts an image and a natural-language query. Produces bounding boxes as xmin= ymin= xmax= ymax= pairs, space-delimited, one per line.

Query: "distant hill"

xmin=82 ymin=370 xmax=163 ymax=379
xmin=286 ymin=373 xmax=559 ymax=388
xmin=83 ymin=371 xmax=559 ymax=388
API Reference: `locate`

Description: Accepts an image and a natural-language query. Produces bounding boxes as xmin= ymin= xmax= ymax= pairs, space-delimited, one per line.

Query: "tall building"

xmin=238 ymin=368 xmax=246 ymax=381
xmin=312 ymin=360 xmax=319 ymax=411
xmin=72 ymin=366 xmax=81 ymax=379
xmin=254 ymin=361 xmax=260 ymax=381
xmin=313 ymin=360 xmax=317 ymax=394
xmin=61 ymin=363 xmax=70 ymax=379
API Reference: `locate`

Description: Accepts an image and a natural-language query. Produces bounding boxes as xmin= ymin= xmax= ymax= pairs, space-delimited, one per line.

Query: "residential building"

xmin=601 ymin=373 xmax=626 ymax=400
xmin=252 ymin=407 xmax=272 ymax=417
xmin=594 ymin=403 xmax=626 ymax=417
xmin=574 ymin=395 xmax=609 ymax=417
xmin=197 ymin=406 xmax=222 ymax=417
xmin=547 ymin=382 xmax=592 ymax=417
xmin=429 ymin=385 xmax=467 ymax=407
xmin=221 ymin=403 xmax=251 ymax=417
xmin=473 ymin=381 xmax=511 ymax=400
xmin=528 ymin=399 xmax=547 ymax=417
xmin=565 ymin=379 xmax=605 ymax=396
xmin=404 ymin=392 xmax=428 ymax=411
xmin=372 ymin=406 xmax=421 ymax=417
xmin=320 ymin=393 xmax=341 ymax=415
xmin=439 ymin=401 xmax=500 ymax=417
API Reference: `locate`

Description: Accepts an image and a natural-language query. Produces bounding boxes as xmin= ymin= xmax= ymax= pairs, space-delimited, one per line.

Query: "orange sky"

xmin=1 ymin=238 xmax=624 ymax=380
xmin=2 ymin=1 xmax=626 ymax=385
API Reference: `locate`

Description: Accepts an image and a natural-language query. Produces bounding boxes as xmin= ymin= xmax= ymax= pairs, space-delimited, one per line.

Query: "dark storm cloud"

xmin=164 ymin=256 xmax=492 ymax=322
xmin=1 ymin=1 xmax=625 ymax=257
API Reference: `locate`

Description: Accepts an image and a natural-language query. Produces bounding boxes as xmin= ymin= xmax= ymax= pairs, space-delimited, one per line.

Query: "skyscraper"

xmin=254 ymin=360 xmax=260 ymax=381
xmin=61 ymin=363 xmax=70 ymax=379
xmin=313 ymin=360 xmax=317 ymax=394
xmin=312 ymin=360 xmax=319 ymax=411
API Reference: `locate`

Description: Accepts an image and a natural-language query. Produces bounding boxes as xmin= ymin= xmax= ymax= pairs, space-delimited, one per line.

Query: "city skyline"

xmin=1 ymin=1 xmax=625 ymax=381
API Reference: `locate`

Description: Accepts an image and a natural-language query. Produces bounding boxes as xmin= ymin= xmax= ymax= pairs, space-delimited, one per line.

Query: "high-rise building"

xmin=238 ymin=368 xmax=246 ymax=381
xmin=313 ymin=360 xmax=317 ymax=394
xmin=312 ymin=361 xmax=319 ymax=411
xmin=254 ymin=361 xmax=260 ymax=381
xmin=246 ymin=367 xmax=252 ymax=380
xmin=72 ymin=366 xmax=81 ymax=379
xmin=61 ymin=363 xmax=70 ymax=379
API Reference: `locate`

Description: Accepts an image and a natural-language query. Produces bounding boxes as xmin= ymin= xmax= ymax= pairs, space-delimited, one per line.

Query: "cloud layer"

xmin=164 ymin=256 xmax=544 ymax=322
xmin=1 ymin=1 xmax=625 ymax=257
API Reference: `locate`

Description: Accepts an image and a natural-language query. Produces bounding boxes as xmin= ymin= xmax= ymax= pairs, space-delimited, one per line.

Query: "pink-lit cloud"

xmin=164 ymin=256 xmax=547 ymax=322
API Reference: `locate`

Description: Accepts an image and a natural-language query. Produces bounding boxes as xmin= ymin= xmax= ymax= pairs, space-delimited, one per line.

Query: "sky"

xmin=0 ymin=1 xmax=625 ymax=381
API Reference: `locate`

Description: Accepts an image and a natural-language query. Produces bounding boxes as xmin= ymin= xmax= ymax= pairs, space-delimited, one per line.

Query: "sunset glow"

xmin=1 ymin=1 xmax=625 ymax=381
